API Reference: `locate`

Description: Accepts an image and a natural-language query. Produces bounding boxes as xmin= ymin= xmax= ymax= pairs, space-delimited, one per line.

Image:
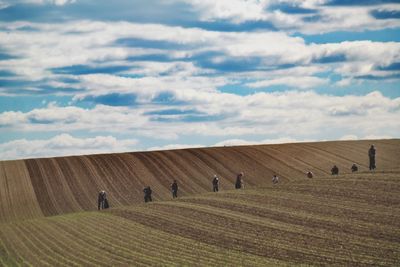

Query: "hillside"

xmin=0 ymin=172 xmax=399 ymax=266
xmin=0 ymin=139 xmax=399 ymax=222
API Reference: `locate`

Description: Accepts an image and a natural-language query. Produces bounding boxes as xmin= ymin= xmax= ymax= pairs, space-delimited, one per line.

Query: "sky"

xmin=0 ymin=0 xmax=399 ymax=160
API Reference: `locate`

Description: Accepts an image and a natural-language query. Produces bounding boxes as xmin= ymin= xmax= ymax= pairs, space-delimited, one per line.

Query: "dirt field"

xmin=0 ymin=140 xmax=399 ymax=266
xmin=0 ymin=172 xmax=399 ymax=266
xmin=0 ymin=139 xmax=398 ymax=222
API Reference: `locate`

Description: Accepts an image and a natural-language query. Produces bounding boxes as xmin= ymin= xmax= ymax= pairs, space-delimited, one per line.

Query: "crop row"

xmin=0 ymin=211 xmax=281 ymax=266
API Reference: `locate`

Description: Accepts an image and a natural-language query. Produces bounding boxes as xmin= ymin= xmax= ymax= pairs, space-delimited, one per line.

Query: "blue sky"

xmin=0 ymin=0 xmax=399 ymax=160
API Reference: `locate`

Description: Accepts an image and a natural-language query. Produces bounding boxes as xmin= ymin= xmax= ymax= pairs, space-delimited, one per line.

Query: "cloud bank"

xmin=0 ymin=0 xmax=399 ymax=160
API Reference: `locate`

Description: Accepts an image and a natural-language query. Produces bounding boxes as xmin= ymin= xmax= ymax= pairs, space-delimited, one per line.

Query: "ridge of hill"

xmin=0 ymin=139 xmax=399 ymax=222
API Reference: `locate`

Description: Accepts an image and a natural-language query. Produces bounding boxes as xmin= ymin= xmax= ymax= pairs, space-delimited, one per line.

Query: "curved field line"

xmin=152 ymin=150 xmax=209 ymax=194
xmin=186 ymin=149 xmax=238 ymax=185
xmin=178 ymin=196 xmax=400 ymax=247
xmin=199 ymin=190 xmax=400 ymax=229
xmin=0 ymin=231 xmax=23 ymax=267
xmin=8 ymin=225 xmax=57 ymax=266
xmin=111 ymin=207 xmax=306 ymax=265
xmin=157 ymin=200 xmax=399 ymax=250
xmin=95 ymin=214 xmax=236 ymax=266
xmin=151 ymin=201 xmax=398 ymax=265
xmin=16 ymin=224 xmax=78 ymax=267
xmin=52 ymin=217 xmax=140 ymax=266
xmin=43 ymin=219 xmax=120 ymax=265
xmin=100 ymin=214 xmax=276 ymax=266
xmin=1 ymin=139 xmax=398 ymax=221
xmin=2 ymin=226 xmax=46 ymax=266
xmin=0 ymin=140 xmax=399 ymax=266
xmin=0 ymin=161 xmax=43 ymax=221
xmin=114 ymin=204 xmax=373 ymax=265
xmin=28 ymin=221 xmax=99 ymax=266
xmin=267 ymin=144 xmax=332 ymax=175
xmin=216 ymin=189 xmax=400 ymax=225
xmin=96 ymin=213 xmax=271 ymax=266
xmin=241 ymin=146 xmax=306 ymax=180
xmin=113 ymin=205 xmax=368 ymax=265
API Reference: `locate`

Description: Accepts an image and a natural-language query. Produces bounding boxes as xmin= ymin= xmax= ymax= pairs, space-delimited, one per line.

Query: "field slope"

xmin=0 ymin=172 xmax=399 ymax=266
xmin=0 ymin=139 xmax=399 ymax=222
xmin=0 ymin=139 xmax=399 ymax=266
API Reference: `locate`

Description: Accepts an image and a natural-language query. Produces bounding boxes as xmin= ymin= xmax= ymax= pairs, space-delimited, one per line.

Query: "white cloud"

xmin=73 ymin=74 xmax=227 ymax=101
xmin=1 ymin=90 xmax=398 ymax=145
xmin=183 ymin=0 xmax=270 ymax=23
xmin=214 ymin=139 xmax=257 ymax=147
xmin=0 ymin=2 xmax=398 ymax=161
xmin=5 ymin=0 xmax=399 ymax=35
xmin=246 ymin=76 xmax=328 ymax=89
xmin=0 ymin=133 xmax=138 ymax=160
xmin=339 ymin=134 xmax=394 ymax=141
xmin=277 ymin=6 xmax=400 ymax=34
xmin=51 ymin=0 xmax=75 ymax=5
xmin=339 ymin=134 xmax=358 ymax=141
xmin=336 ymin=78 xmax=353 ymax=87
xmin=0 ymin=110 xmax=26 ymax=126
xmin=1 ymin=0 xmax=75 ymax=6
xmin=126 ymin=61 xmax=211 ymax=77
xmin=0 ymin=20 xmax=399 ymax=94
xmin=184 ymin=1 xmax=400 ymax=34
xmin=147 ymin=143 xmax=204 ymax=151
xmin=363 ymin=134 xmax=393 ymax=140
xmin=214 ymin=137 xmax=308 ymax=147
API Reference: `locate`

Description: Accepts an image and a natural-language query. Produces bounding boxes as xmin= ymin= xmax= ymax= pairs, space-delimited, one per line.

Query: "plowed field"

xmin=0 ymin=139 xmax=399 ymax=222
xmin=0 ymin=140 xmax=399 ymax=266
xmin=0 ymin=173 xmax=399 ymax=266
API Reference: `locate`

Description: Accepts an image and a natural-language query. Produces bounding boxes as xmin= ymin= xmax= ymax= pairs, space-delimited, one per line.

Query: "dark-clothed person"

xmin=331 ymin=165 xmax=339 ymax=175
xmin=368 ymin=145 xmax=376 ymax=170
xmin=98 ymin=190 xmax=109 ymax=210
xmin=235 ymin=173 xmax=243 ymax=189
xmin=143 ymin=186 xmax=153 ymax=203
xmin=307 ymin=171 xmax=313 ymax=178
xmin=171 ymin=180 xmax=178 ymax=198
xmin=212 ymin=175 xmax=219 ymax=192
xmin=351 ymin=163 xmax=358 ymax=172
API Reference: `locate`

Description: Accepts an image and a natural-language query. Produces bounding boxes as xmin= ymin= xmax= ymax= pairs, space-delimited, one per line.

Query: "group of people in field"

xmin=212 ymin=171 xmax=248 ymax=192
xmin=97 ymin=144 xmax=377 ymax=210
xmin=329 ymin=144 xmax=376 ymax=176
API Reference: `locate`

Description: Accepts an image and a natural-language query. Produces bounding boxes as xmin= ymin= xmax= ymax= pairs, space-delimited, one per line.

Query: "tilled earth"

xmin=0 ymin=140 xmax=399 ymax=266
xmin=0 ymin=139 xmax=399 ymax=222
xmin=0 ymin=172 xmax=398 ymax=266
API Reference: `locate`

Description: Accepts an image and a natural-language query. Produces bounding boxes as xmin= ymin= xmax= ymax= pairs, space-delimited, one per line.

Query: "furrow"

xmin=28 ymin=220 xmax=99 ymax=266
xmin=179 ymin=196 xmax=400 ymax=247
xmin=155 ymin=201 xmax=398 ymax=265
xmin=15 ymin=223 xmax=73 ymax=267
xmin=48 ymin=219 xmax=135 ymax=266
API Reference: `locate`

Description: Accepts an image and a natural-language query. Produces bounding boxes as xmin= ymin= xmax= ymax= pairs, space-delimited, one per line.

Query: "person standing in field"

xmin=97 ymin=190 xmax=109 ymax=210
xmin=331 ymin=165 xmax=339 ymax=175
xmin=235 ymin=172 xmax=244 ymax=189
xmin=307 ymin=171 xmax=313 ymax=178
xmin=272 ymin=175 xmax=279 ymax=184
xmin=171 ymin=180 xmax=178 ymax=198
xmin=212 ymin=174 xmax=219 ymax=192
xmin=368 ymin=145 xmax=376 ymax=170
xmin=351 ymin=163 xmax=358 ymax=172
xmin=143 ymin=186 xmax=153 ymax=203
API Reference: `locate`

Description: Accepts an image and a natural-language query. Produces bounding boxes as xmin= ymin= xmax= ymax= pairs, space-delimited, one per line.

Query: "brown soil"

xmin=0 ymin=139 xmax=398 ymax=222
